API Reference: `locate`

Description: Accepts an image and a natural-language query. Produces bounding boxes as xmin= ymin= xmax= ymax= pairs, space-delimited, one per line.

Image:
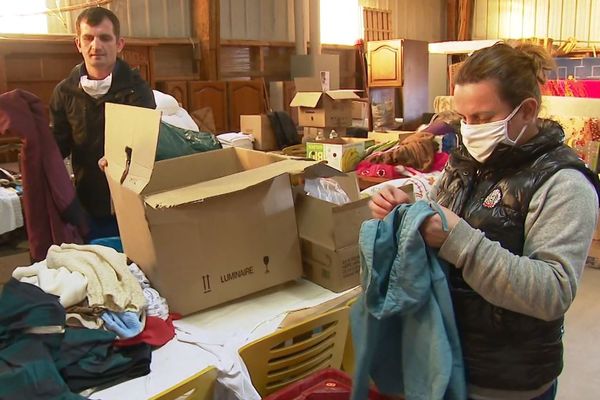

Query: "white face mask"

xmin=80 ymin=74 xmax=113 ymax=99
xmin=460 ymin=102 xmax=529 ymax=163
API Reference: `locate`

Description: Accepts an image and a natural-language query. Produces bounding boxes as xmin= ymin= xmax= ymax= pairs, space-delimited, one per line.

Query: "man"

xmin=50 ymin=7 xmax=155 ymax=240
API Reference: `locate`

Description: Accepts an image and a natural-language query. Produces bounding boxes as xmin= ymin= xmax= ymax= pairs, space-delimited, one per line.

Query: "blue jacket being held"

xmin=351 ymin=200 xmax=466 ymax=400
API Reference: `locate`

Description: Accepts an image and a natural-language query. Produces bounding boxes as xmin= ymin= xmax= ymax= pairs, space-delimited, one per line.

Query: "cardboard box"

xmin=240 ymin=114 xmax=279 ymax=151
xmin=305 ymin=138 xmax=375 ymax=172
xmin=105 ymin=104 xmax=318 ymax=315
xmin=368 ymin=130 xmax=415 ymax=144
xmin=290 ymin=78 xmax=359 ymax=128
xmin=301 ymin=241 xmax=361 ymax=292
xmin=351 ymin=100 xmax=369 ymax=129
xmin=295 ymin=169 xmax=372 ymax=291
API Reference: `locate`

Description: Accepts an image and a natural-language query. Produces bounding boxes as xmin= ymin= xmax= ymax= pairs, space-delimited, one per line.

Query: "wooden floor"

xmin=558 ymin=266 xmax=600 ymax=399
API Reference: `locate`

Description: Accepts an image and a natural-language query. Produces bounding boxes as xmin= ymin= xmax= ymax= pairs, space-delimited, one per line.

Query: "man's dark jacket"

xmin=50 ymin=58 xmax=156 ymax=218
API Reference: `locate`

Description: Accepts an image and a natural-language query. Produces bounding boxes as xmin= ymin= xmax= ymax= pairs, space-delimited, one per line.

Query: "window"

xmin=0 ymin=1 xmax=49 ymax=34
xmin=320 ymin=0 xmax=363 ymax=45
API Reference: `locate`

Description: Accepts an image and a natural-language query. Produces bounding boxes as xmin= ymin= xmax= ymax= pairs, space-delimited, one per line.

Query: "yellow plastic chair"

xmin=342 ymin=296 xmax=359 ymax=375
xmin=149 ymin=365 xmax=217 ymax=400
xmin=239 ymin=306 xmax=350 ymax=398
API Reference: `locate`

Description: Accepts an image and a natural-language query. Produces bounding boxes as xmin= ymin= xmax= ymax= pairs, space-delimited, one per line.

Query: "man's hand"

xmin=369 ymin=186 xmax=411 ymax=219
xmin=98 ymin=157 xmax=108 ymax=172
xmin=420 ymin=204 xmax=460 ymax=248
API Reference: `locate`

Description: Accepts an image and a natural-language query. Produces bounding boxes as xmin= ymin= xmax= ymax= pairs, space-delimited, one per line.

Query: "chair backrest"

xmin=149 ymin=365 xmax=217 ymax=400
xmin=342 ymin=296 xmax=359 ymax=375
xmin=239 ymin=306 xmax=350 ymax=397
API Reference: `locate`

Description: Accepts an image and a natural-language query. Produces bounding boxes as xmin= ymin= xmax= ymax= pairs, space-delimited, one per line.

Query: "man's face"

xmin=75 ymin=17 xmax=124 ymax=77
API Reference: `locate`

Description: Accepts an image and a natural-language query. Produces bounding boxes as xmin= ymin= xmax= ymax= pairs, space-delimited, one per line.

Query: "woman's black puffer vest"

xmin=436 ymin=119 xmax=600 ymax=390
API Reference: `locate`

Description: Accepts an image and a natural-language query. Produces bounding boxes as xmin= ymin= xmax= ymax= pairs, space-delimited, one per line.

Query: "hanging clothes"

xmin=0 ymin=89 xmax=86 ymax=261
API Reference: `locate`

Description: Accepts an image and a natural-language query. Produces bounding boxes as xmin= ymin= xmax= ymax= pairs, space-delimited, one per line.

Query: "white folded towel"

xmin=0 ymin=187 xmax=23 ymax=235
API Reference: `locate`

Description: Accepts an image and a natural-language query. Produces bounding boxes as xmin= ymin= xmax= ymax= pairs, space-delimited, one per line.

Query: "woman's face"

xmin=453 ymin=79 xmax=534 ymax=143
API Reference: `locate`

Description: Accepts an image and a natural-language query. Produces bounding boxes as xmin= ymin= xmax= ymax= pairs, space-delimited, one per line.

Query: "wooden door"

xmin=366 ymin=39 xmax=403 ymax=87
xmin=227 ymin=80 xmax=265 ymax=132
xmin=188 ymin=81 xmax=228 ymax=133
xmin=155 ymin=80 xmax=188 ymax=109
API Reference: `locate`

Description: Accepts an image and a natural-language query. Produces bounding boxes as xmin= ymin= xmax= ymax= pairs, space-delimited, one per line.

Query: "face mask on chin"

xmin=460 ymin=101 xmax=530 ymax=163
xmin=80 ymin=73 xmax=113 ymax=99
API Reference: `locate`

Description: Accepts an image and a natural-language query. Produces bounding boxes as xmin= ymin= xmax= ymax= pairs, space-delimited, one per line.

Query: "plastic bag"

xmin=155 ymin=121 xmax=222 ymax=161
xmin=304 ymin=177 xmax=351 ymax=205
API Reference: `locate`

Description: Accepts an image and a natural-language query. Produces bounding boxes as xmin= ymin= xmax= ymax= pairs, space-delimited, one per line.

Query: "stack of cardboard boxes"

xmin=290 ymin=78 xmax=374 ymax=172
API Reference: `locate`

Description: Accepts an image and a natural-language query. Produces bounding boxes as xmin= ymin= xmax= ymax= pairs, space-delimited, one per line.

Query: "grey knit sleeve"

xmin=438 ymin=168 xmax=599 ymax=321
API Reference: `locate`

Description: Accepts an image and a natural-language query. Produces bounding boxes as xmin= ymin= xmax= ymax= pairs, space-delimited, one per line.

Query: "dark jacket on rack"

xmin=435 ymin=119 xmax=600 ymax=390
xmin=0 ymin=89 xmax=86 ymax=261
xmin=50 ymin=59 xmax=156 ymax=219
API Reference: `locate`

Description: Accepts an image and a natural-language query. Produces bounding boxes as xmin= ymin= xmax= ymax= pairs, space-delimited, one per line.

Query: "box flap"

xmin=105 ymin=103 xmax=161 ymax=194
xmin=290 ymin=92 xmax=323 ymax=108
xmin=145 ymin=158 xmax=318 ymax=209
xmin=294 ymin=77 xmax=323 ymax=92
xmin=325 ymin=90 xmax=360 ymax=101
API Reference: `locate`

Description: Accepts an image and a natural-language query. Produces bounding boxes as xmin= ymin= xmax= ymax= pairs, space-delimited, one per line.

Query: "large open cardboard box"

xmin=290 ymin=78 xmax=359 ymax=128
xmin=105 ymin=104 xmax=317 ymax=315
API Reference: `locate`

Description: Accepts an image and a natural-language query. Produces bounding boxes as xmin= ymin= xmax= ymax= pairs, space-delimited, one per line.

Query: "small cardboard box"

xmin=240 ymin=114 xmax=279 ymax=151
xmin=368 ymin=130 xmax=415 ymax=144
xmin=295 ymin=168 xmax=372 ymax=291
xmin=290 ymin=77 xmax=359 ymax=128
xmin=105 ymin=104 xmax=318 ymax=315
xmin=305 ymin=137 xmax=375 ymax=172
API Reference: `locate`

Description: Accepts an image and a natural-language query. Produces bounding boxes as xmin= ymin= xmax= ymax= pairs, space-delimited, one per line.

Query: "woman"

xmin=370 ymin=43 xmax=600 ymax=400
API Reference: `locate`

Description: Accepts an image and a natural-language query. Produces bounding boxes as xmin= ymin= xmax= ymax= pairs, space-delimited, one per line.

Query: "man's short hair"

xmin=75 ymin=7 xmax=120 ymax=39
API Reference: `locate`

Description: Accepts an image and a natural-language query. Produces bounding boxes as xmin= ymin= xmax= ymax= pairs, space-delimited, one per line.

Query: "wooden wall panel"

xmin=153 ymin=46 xmax=197 ymax=81
xmin=473 ymin=0 xmax=600 ymax=45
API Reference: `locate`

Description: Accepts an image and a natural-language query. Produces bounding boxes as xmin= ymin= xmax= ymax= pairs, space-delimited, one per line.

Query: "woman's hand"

xmin=369 ymin=186 xmax=411 ymax=219
xmin=420 ymin=204 xmax=460 ymax=248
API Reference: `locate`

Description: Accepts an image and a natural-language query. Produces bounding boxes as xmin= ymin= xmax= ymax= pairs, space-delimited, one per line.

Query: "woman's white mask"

xmin=460 ymin=102 xmax=530 ymax=163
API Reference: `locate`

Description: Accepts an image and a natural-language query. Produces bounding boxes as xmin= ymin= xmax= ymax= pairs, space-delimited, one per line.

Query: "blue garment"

xmin=351 ymin=201 xmax=466 ymax=400
xmin=101 ymin=311 xmax=143 ymax=339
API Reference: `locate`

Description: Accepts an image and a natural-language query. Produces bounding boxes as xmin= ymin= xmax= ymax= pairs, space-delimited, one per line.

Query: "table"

xmin=89 ymin=279 xmax=360 ymax=399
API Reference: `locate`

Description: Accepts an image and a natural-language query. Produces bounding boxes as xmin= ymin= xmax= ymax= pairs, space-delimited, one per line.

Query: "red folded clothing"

xmin=115 ymin=315 xmax=175 ymax=348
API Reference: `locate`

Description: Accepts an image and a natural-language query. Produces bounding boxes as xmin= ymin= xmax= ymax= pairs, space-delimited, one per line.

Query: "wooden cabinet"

xmin=366 ymin=39 xmax=428 ymax=130
xmin=156 ymin=80 xmax=188 ymax=109
xmin=188 ymin=81 xmax=228 ymax=133
xmin=367 ymin=39 xmax=404 ymax=87
xmin=227 ymin=80 xmax=265 ymax=132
